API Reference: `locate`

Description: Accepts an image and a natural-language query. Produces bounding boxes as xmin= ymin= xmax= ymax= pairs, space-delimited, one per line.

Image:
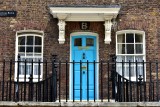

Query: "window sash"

xmin=116 ymin=31 xmax=145 ymax=81
xmin=15 ymin=33 xmax=43 ymax=82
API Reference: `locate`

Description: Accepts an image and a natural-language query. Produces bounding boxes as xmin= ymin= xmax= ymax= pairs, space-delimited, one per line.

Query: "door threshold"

xmin=55 ymin=99 xmax=115 ymax=102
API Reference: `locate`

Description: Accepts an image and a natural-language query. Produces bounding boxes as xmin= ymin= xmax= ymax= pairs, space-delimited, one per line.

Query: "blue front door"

xmin=71 ymin=35 xmax=97 ymax=100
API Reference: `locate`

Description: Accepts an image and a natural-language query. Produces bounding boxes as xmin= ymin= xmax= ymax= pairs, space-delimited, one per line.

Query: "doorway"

xmin=70 ymin=32 xmax=99 ymax=100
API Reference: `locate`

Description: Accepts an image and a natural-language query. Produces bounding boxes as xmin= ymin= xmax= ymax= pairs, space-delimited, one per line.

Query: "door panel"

xmin=72 ymin=36 xmax=97 ymax=100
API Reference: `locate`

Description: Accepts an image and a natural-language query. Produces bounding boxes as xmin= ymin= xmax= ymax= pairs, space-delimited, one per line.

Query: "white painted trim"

xmin=15 ymin=30 xmax=44 ymax=82
xmin=69 ymin=32 xmax=99 ymax=100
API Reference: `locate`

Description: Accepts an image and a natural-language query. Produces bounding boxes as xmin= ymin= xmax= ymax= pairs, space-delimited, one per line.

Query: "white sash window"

xmin=116 ymin=30 xmax=145 ymax=81
xmin=15 ymin=30 xmax=44 ymax=82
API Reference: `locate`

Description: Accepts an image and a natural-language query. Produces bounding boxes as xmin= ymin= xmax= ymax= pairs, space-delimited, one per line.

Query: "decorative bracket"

xmin=58 ymin=19 xmax=66 ymax=44
xmin=56 ymin=14 xmax=68 ymax=44
xmin=104 ymin=20 xmax=112 ymax=44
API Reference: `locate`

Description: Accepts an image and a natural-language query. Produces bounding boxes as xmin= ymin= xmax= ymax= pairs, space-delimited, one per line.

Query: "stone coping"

xmin=0 ymin=101 xmax=160 ymax=107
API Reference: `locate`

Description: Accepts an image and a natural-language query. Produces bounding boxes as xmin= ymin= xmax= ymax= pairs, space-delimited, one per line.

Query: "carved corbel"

xmin=104 ymin=20 xmax=112 ymax=44
xmin=57 ymin=13 xmax=68 ymax=44
xmin=58 ymin=19 xmax=66 ymax=44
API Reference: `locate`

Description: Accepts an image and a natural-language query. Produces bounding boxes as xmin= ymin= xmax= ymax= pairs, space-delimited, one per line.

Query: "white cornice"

xmin=49 ymin=6 xmax=121 ymax=44
xmin=49 ymin=7 xmax=120 ymax=13
xmin=49 ymin=7 xmax=120 ymax=21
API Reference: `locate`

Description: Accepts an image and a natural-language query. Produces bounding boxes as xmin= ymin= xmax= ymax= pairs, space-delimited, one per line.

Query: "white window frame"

xmin=116 ymin=30 xmax=146 ymax=81
xmin=15 ymin=30 xmax=44 ymax=82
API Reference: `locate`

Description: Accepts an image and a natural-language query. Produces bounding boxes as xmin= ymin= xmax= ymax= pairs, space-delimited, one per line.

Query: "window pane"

xmin=136 ymin=44 xmax=143 ymax=54
xmin=35 ymin=47 xmax=41 ymax=53
xmin=126 ymin=66 xmax=135 ymax=77
xmin=34 ymin=66 xmax=38 ymax=75
xmin=135 ymin=56 xmax=143 ymax=62
xmin=19 ymin=54 xmax=25 ymax=58
xmin=27 ymin=36 xmax=33 ymax=45
xmin=26 ymin=47 xmax=33 ymax=52
xmin=35 ymin=37 xmax=42 ymax=45
xmin=117 ymin=44 xmax=125 ymax=54
xmin=137 ymin=66 xmax=143 ymax=76
xmin=117 ymin=56 xmax=125 ymax=62
xmin=126 ymin=56 xmax=134 ymax=62
xmin=34 ymin=65 xmax=38 ymax=75
xmin=117 ymin=34 xmax=125 ymax=43
xmin=135 ymin=56 xmax=143 ymax=77
xmin=20 ymin=57 xmax=25 ymax=62
xmin=74 ymin=38 xmax=82 ymax=46
xmin=19 ymin=46 xmax=25 ymax=52
xmin=135 ymin=34 xmax=143 ymax=43
xmin=126 ymin=44 xmax=134 ymax=54
xmin=26 ymin=65 xmax=32 ymax=75
xmin=18 ymin=37 xmax=25 ymax=45
xmin=34 ymin=58 xmax=42 ymax=62
xmin=86 ymin=38 xmax=94 ymax=46
xmin=117 ymin=66 xmax=122 ymax=75
xmin=34 ymin=65 xmax=41 ymax=75
xmin=34 ymin=53 xmax=42 ymax=56
xmin=126 ymin=33 xmax=134 ymax=43
xmin=19 ymin=65 xmax=25 ymax=75
xmin=26 ymin=54 xmax=33 ymax=57
xmin=26 ymin=58 xmax=33 ymax=61
xmin=25 ymin=58 xmax=33 ymax=64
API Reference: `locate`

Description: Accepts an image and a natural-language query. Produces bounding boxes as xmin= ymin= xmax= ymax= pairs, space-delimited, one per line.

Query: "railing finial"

xmin=138 ymin=75 xmax=143 ymax=82
xmin=29 ymin=74 xmax=33 ymax=83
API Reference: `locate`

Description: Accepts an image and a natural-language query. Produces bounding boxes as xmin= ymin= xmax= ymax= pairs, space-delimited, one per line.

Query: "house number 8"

xmin=81 ymin=22 xmax=89 ymax=30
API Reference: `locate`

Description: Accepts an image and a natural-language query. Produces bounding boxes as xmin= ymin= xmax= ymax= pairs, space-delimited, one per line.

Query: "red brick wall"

xmin=0 ymin=0 xmax=160 ymax=100
xmin=0 ymin=0 xmax=159 ymax=76
xmin=0 ymin=0 xmax=159 ymax=60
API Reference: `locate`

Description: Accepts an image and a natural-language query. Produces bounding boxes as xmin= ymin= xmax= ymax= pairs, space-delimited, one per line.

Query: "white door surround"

xmin=49 ymin=5 xmax=121 ymax=44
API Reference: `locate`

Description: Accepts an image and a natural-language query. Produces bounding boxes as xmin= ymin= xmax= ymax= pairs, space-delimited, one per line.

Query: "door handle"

xmin=82 ymin=53 xmax=85 ymax=59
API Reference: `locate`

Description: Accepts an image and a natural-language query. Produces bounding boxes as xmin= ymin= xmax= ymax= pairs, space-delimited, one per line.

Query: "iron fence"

xmin=0 ymin=57 xmax=160 ymax=102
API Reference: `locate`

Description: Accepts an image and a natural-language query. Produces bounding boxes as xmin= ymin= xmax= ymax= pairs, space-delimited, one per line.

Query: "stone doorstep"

xmin=0 ymin=101 xmax=160 ymax=107
xmin=55 ymin=99 xmax=116 ymax=102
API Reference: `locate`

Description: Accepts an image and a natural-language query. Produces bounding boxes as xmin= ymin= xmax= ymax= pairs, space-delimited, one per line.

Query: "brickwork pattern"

xmin=0 ymin=0 xmax=160 ymax=101
xmin=0 ymin=0 xmax=159 ymax=60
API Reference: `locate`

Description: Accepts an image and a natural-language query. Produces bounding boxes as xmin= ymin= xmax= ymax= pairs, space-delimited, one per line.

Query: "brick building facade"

xmin=0 ymin=0 xmax=159 ymax=61
xmin=0 ymin=0 xmax=160 ymax=102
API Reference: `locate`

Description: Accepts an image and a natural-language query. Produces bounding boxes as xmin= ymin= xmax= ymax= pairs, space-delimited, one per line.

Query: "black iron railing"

xmin=0 ymin=57 xmax=160 ymax=102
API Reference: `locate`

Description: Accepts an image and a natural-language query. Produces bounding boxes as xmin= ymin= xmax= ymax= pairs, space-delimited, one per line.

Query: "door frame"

xmin=69 ymin=32 xmax=99 ymax=100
